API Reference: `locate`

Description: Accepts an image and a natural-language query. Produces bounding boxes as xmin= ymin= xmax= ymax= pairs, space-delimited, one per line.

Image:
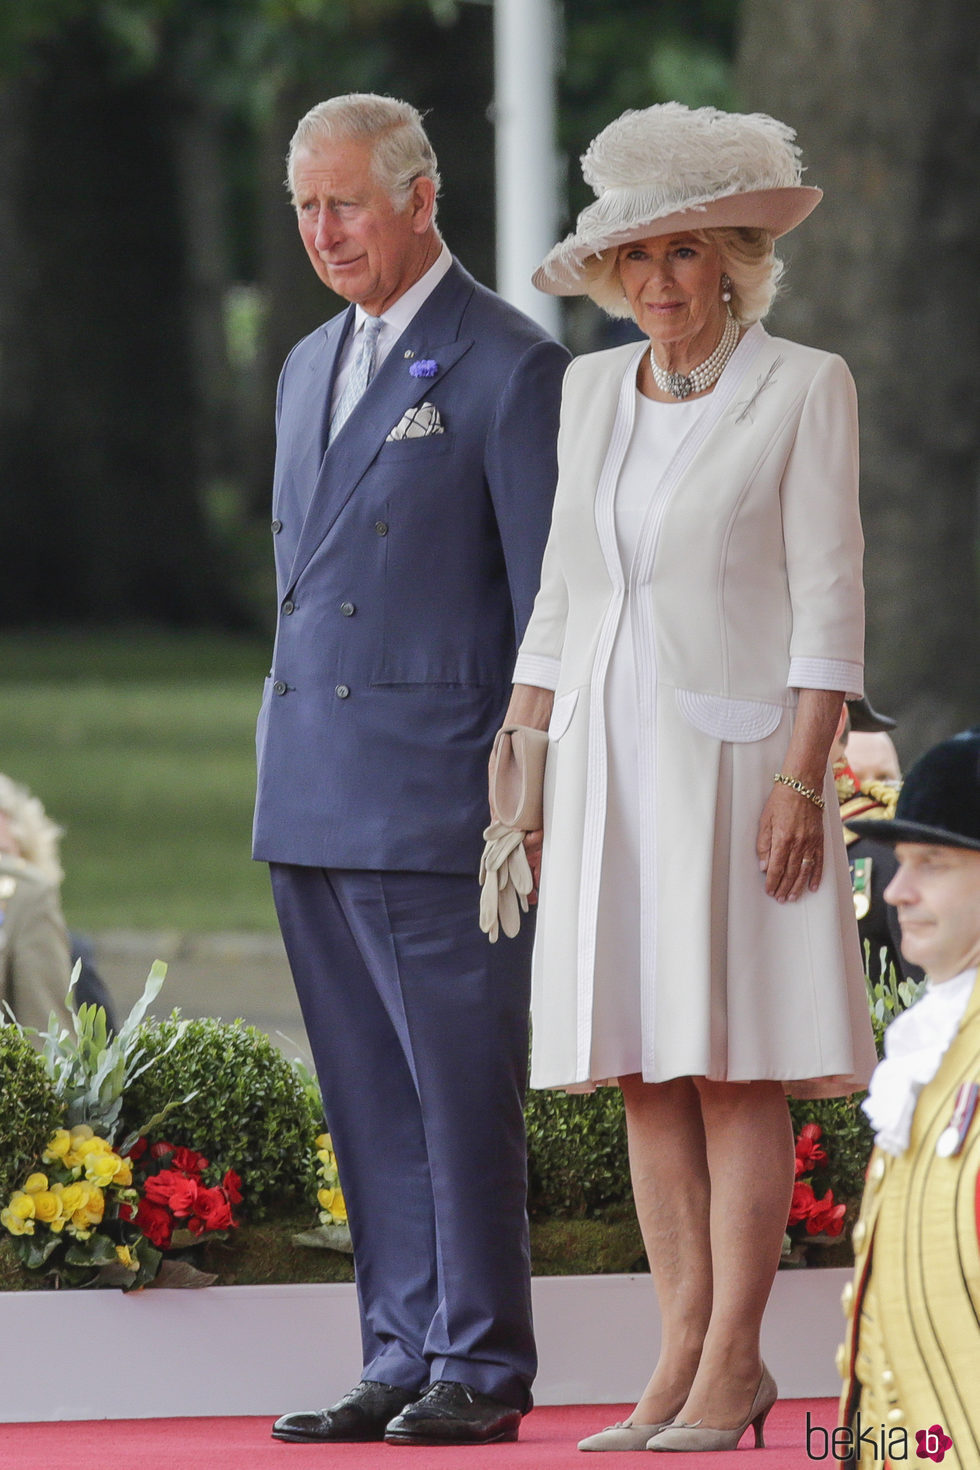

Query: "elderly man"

xmin=836 ymin=728 xmax=980 ymax=1466
xmin=253 ymin=94 xmax=568 ymax=1446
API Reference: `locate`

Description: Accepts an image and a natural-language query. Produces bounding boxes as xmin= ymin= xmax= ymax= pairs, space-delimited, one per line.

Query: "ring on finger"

xmin=800 ymin=858 xmax=815 ymax=867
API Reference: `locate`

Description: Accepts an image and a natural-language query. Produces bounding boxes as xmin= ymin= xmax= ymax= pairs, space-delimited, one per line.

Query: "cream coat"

xmin=518 ymin=324 xmax=877 ymax=1096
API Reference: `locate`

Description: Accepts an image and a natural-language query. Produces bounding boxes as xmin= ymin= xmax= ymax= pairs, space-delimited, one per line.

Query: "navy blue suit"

xmin=254 ymin=258 xmax=568 ymax=1409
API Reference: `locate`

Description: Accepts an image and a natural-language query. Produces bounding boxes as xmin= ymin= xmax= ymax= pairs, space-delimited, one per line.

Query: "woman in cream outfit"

xmin=502 ymin=105 xmax=877 ymax=1453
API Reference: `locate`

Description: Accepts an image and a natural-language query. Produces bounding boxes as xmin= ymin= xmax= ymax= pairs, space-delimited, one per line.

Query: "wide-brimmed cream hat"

xmin=534 ymin=102 xmax=822 ymax=311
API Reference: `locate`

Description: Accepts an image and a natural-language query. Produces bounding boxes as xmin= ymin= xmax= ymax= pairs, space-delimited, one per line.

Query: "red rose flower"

xmin=788 ymin=1181 xmax=816 ymax=1225
xmin=135 ymin=1197 xmax=173 ymax=1249
xmin=806 ymin=1188 xmax=847 ymax=1237
xmin=125 ymin=1137 xmax=148 ymax=1163
xmin=150 ymin=1140 xmax=174 ymax=1161
xmin=143 ymin=1169 xmax=200 ymax=1217
xmin=222 ymin=1170 xmax=243 ymax=1205
xmin=171 ymin=1146 xmax=208 ymax=1178
xmin=191 ymin=1185 xmax=235 ymax=1234
xmin=794 ymin=1123 xmax=828 ymax=1173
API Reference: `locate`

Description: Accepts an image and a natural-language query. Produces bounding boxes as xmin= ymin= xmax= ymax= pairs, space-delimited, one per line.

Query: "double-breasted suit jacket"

xmin=253 ymin=259 xmax=569 ymax=872
xmin=516 ymin=324 xmax=877 ymax=1094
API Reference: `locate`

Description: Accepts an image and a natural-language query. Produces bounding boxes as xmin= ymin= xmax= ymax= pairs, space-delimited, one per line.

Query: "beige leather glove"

xmin=479 ymin=820 xmax=534 ymax=942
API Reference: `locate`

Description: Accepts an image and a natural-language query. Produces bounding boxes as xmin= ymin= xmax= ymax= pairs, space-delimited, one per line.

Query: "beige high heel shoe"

xmin=578 ymin=1418 xmax=676 ymax=1451
xmin=645 ymin=1366 xmax=777 ymax=1452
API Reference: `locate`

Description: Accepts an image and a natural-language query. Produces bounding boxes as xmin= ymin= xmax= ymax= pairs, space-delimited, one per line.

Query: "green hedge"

xmin=119 ymin=1017 xmax=322 ymax=1220
xmin=0 ymin=1030 xmax=63 ymax=1202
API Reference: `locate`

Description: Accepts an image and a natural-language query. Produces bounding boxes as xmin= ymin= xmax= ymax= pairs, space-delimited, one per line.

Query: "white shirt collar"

xmin=353 ymin=242 xmax=452 ymax=338
xmin=862 ymin=965 xmax=977 ymax=1155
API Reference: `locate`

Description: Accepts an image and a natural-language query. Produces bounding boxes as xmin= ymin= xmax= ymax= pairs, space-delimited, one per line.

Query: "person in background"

xmin=839 ymin=728 xmax=980 ymax=1465
xmin=0 ymin=772 xmax=115 ymax=1033
xmin=503 ymin=101 xmax=877 ymax=1454
xmin=845 ymin=694 xmax=901 ymax=788
xmin=832 ymin=702 xmax=924 ymax=987
xmin=253 ymin=94 xmax=568 ymax=1448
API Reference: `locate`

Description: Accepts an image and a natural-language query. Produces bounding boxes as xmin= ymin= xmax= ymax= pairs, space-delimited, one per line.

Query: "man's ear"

xmin=409 ymin=176 xmax=437 ymax=234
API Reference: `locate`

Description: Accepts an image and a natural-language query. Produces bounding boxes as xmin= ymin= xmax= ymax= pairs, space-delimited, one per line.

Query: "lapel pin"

xmin=403 ymin=350 xmax=415 ymax=359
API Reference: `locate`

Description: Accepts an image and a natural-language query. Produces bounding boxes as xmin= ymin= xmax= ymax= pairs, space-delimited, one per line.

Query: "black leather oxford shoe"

xmin=384 ymin=1381 xmax=523 ymax=1445
xmin=271 ymin=1380 xmax=418 ymax=1442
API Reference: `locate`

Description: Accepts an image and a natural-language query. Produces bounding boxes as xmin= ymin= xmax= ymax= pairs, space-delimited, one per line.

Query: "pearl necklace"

xmin=649 ymin=309 xmax=739 ymax=400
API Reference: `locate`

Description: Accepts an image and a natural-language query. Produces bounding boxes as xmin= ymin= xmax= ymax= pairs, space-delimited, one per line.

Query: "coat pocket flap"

xmin=548 ymin=688 xmax=580 ymax=742
xmin=675 ymin=689 xmax=783 ymax=742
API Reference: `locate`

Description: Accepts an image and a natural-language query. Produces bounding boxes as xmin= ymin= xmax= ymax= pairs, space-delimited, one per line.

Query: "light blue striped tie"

xmin=329 ymin=315 xmax=383 ymax=444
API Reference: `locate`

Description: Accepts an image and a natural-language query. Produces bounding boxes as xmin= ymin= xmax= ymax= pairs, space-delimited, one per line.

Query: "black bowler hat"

xmin=846 ymin=694 xmax=896 ymax=732
xmin=846 ymin=728 xmax=980 ymax=853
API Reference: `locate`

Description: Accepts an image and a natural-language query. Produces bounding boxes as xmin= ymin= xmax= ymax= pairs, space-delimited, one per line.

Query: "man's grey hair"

xmin=287 ymin=93 xmax=441 ymax=221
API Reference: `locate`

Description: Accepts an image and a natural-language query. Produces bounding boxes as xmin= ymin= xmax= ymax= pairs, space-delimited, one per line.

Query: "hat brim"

xmin=846 ymin=695 xmax=897 ymax=732
xmin=844 ymin=817 xmax=980 ymax=853
xmin=533 ymin=185 xmax=823 ymax=298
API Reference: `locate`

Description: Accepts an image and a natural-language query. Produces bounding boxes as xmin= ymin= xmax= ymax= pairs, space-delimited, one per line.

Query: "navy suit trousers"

xmin=269 ymin=864 xmax=536 ymax=1410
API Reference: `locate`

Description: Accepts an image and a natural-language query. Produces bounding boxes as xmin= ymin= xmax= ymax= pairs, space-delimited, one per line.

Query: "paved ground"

xmin=87 ymin=929 xmax=314 ymax=1071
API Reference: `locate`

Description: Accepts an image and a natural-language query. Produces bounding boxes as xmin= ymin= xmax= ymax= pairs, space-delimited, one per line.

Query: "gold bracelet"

xmin=773 ymin=772 xmax=826 ymax=810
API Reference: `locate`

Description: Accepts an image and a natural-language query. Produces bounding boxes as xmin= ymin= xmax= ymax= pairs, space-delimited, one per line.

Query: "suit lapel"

xmin=285 ymin=261 xmax=477 ymax=593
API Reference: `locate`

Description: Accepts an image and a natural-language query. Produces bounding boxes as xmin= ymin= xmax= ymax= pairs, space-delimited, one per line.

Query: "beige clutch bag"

xmin=489 ymin=725 xmax=549 ymax=831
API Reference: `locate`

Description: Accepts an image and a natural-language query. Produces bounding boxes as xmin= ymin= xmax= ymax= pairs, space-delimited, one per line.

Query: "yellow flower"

xmin=318 ymin=1187 xmax=347 ymax=1223
xmin=83 ymin=1151 xmax=123 ymax=1188
xmin=112 ymin=1158 xmax=133 ymax=1187
xmin=31 ymin=1191 xmax=61 ymax=1224
xmin=53 ymin=1182 xmax=86 ymax=1218
xmin=82 ymin=1135 xmax=111 ymax=1155
xmin=114 ymin=1245 xmax=137 ymax=1270
xmin=64 ymin=1124 xmax=97 ymax=1169
xmin=315 ymin=1132 xmax=333 ymax=1151
xmin=42 ymin=1129 xmax=72 ymax=1162
xmin=1 ymin=1193 xmax=36 ymax=1236
xmin=70 ymin=1125 xmax=94 ymax=1145
xmin=23 ymin=1173 xmax=49 ymax=1196
xmin=74 ymin=1183 xmax=104 ymax=1226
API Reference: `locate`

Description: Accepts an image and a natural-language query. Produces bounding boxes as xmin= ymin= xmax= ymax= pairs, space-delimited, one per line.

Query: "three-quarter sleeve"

xmin=781 ymin=352 xmax=865 ymax=693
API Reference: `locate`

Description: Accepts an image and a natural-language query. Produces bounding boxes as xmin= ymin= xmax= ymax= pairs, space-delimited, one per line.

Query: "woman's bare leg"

xmin=675 ymin=1078 xmax=794 ymax=1427
xmin=618 ymin=1074 xmax=714 ymax=1425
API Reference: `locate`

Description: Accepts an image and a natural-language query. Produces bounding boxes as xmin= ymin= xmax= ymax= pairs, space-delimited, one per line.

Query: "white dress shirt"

xmin=329 ymin=243 xmax=453 ymax=419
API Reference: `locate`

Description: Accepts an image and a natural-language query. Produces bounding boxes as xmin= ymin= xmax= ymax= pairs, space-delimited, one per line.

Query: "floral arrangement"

xmin=0 ymin=1125 xmax=244 ymax=1289
xmin=315 ymin=1133 xmax=347 ymax=1230
xmin=782 ymin=1122 xmax=847 ymax=1265
xmin=122 ymin=1138 xmax=242 ymax=1252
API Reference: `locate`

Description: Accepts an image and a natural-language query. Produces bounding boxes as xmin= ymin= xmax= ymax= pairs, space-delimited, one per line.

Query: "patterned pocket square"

xmin=386 ymin=401 xmax=444 ymax=441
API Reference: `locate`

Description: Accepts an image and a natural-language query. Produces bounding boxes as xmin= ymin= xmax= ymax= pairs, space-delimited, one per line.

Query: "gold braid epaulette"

xmin=839 ymin=781 xmax=901 ymax=846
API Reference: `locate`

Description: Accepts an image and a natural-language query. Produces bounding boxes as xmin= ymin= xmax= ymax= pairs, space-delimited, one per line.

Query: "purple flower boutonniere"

xmin=409 ymin=359 xmax=439 ymax=379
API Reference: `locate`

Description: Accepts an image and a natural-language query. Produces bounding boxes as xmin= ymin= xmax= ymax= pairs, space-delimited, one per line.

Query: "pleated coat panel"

xmin=519 ymin=325 xmax=877 ymax=1095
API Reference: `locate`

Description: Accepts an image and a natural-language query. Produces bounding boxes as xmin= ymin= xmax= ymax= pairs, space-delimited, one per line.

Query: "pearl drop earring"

xmin=721 ymin=274 xmax=733 ymax=303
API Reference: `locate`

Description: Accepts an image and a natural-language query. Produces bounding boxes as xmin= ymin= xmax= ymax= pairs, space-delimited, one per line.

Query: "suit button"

xmin=335 ymin=684 xmax=350 ymax=699
xmin=271 ymin=519 xmax=283 ymax=533
xmin=375 ymin=521 xmax=388 ymax=536
xmin=340 ymin=601 xmax=355 ymax=617
xmin=273 ymin=680 xmax=287 ymax=696
xmin=282 ymin=599 xmax=295 ymax=615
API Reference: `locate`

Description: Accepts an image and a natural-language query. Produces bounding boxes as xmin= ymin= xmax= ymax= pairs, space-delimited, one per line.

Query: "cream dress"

xmin=590 ymin=391 xmax=709 ymax=1079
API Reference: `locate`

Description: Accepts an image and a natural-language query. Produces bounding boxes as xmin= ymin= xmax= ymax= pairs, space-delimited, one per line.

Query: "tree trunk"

xmin=0 ymin=21 xmax=247 ymax=628
xmin=736 ymin=0 xmax=980 ymax=760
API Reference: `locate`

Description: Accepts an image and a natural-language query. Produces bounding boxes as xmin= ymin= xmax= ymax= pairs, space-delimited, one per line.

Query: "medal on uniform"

xmin=936 ymin=1081 xmax=979 ymax=1157
xmin=851 ymin=857 xmax=871 ymax=920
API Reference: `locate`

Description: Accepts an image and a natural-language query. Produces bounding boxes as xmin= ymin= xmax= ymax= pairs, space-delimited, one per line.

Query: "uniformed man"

xmin=832 ymin=701 xmax=923 ymax=988
xmin=836 ymin=728 xmax=980 ymax=1468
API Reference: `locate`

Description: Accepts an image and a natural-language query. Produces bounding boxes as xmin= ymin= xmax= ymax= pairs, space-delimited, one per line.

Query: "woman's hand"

xmin=756 ymin=784 xmax=825 ymax=901
xmin=522 ymin=828 xmax=544 ymax=904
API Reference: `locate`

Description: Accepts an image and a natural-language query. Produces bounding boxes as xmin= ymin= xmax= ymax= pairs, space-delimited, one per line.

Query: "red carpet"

xmin=0 ymin=1400 xmax=835 ymax=1469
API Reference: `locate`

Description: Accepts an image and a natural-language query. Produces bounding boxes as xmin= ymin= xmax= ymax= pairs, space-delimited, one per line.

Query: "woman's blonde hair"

xmin=0 ymin=773 xmax=64 ymax=884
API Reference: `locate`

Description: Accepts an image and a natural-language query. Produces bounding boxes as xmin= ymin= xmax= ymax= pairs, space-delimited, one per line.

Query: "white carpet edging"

xmin=2 ymin=1269 xmax=849 ymax=1423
